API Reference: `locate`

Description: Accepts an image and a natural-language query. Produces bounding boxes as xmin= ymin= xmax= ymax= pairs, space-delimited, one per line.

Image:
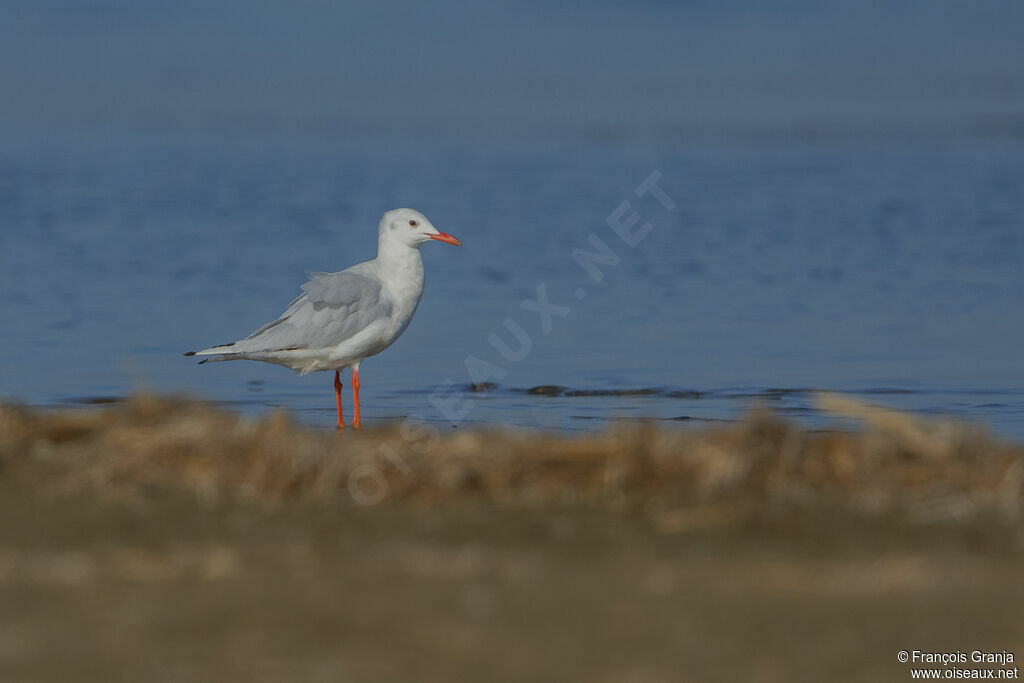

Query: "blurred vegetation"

xmin=2 ymin=394 xmax=1021 ymax=533
xmin=2 ymin=395 xmax=1022 ymax=682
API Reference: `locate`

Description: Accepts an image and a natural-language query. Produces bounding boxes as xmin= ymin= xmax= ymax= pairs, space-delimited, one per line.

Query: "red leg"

xmin=334 ymin=370 xmax=345 ymax=431
xmin=352 ymin=367 xmax=361 ymax=429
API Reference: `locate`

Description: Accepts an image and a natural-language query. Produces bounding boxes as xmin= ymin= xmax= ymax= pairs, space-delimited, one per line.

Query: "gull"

xmin=185 ymin=208 xmax=462 ymax=430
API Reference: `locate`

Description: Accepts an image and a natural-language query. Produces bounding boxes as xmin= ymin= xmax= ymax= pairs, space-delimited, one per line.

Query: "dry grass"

xmin=3 ymin=394 xmax=1024 ymax=683
xmin=1 ymin=393 xmax=1022 ymax=531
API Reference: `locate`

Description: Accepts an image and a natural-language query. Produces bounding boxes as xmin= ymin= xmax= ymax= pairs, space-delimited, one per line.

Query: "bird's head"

xmin=379 ymin=208 xmax=462 ymax=249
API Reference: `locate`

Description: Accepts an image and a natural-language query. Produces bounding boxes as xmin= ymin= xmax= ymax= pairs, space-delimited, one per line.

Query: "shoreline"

xmin=3 ymin=393 xmax=1023 ymax=681
xmin=3 ymin=392 xmax=1021 ymax=535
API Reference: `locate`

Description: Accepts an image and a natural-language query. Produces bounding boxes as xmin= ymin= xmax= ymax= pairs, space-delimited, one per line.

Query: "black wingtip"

xmin=184 ymin=351 xmax=196 ymax=357
xmin=198 ymin=359 xmax=208 ymax=365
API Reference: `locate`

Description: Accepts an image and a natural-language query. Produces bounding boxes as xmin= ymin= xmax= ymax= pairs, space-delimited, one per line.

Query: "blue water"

xmin=1 ymin=2 xmax=1023 ymax=436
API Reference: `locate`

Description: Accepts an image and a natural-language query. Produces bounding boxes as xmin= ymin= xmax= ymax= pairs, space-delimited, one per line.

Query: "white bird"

xmin=186 ymin=208 xmax=462 ymax=430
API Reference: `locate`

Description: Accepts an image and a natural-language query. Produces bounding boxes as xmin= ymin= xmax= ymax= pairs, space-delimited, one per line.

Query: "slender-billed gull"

xmin=186 ymin=208 xmax=462 ymax=430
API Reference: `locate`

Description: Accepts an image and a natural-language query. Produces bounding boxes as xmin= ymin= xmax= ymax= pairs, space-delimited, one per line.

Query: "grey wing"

xmin=231 ymin=269 xmax=392 ymax=353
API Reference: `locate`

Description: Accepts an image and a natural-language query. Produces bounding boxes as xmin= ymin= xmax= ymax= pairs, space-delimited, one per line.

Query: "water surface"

xmin=2 ymin=135 xmax=1022 ymax=435
xmin=1 ymin=1 xmax=1022 ymax=436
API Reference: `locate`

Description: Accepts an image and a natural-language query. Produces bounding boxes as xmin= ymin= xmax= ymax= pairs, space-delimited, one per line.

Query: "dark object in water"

xmin=527 ymin=385 xmax=567 ymax=396
xmin=467 ymin=382 xmax=499 ymax=393
xmin=526 ymin=386 xmax=660 ymax=397
xmin=564 ymin=388 xmax=659 ymax=397
xmin=665 ymin=390 xmax=707 ymax=399
xmin=62 ymin=396 xmax=125 ymax=406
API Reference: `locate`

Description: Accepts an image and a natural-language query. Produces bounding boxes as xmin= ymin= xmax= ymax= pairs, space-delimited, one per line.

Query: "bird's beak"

xmin=429 ymin=232 xmax=463 ymax=247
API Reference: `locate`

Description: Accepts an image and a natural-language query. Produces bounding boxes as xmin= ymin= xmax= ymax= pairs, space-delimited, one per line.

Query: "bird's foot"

xmin=336 ymin=422 xmax=346 ymax=433
xmin=352 ymin=419 xmax=362 ymax=430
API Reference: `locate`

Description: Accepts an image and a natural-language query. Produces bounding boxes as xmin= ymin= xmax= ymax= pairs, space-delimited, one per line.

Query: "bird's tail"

xmin=184 ymin=343 xmax=239 ymax=364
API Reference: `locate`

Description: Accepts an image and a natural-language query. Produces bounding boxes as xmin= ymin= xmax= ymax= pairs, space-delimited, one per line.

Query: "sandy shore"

xmin=1 ymin=395 xmax=1022 ymax=681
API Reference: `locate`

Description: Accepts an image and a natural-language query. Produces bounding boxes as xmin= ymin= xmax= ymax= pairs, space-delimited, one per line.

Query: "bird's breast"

xmin=376 ymin=252 xmax=425 ymax=343
xmin=386 ymin=288 xmax=423 ymax=341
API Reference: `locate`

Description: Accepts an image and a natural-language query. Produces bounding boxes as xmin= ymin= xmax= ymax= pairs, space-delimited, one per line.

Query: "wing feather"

xmin=230 ymin=267 xmax=391 ymax=354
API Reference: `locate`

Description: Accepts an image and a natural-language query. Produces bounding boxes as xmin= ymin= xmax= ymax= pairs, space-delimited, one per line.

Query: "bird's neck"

xmin=375 ymin=236 xmax=425 ymax=294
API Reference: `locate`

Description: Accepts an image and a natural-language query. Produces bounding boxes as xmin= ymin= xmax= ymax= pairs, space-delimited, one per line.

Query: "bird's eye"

xmin=408 ymin=220 xmax=418 ymax=227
